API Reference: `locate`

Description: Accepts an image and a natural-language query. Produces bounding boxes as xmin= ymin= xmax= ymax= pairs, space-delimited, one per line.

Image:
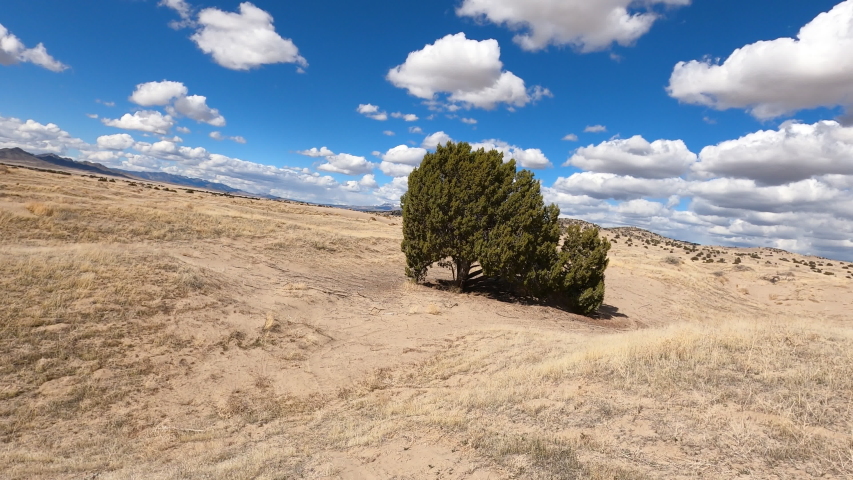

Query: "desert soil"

xmin=1 ymin=165 xmax=851 ymax=479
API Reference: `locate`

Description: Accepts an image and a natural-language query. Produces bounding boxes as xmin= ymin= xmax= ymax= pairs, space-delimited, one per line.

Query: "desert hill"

xmin=1 ymin=164 xmax=851 ymax=479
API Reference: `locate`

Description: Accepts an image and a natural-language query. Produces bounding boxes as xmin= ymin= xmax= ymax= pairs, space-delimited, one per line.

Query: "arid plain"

xmin=1 ymin=165 xmax=852 ymax=479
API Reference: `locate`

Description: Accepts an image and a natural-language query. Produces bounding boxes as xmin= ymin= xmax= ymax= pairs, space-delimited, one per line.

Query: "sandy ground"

xmin=1 ymin=165 xmax=851 ymax=479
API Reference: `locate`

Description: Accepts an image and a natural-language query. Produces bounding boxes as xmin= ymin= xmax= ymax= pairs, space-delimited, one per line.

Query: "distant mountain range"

xmin=0 ymin=147 xmax=401 ymax=212
xmin=0 ymin=147 xmax=272 ymax=197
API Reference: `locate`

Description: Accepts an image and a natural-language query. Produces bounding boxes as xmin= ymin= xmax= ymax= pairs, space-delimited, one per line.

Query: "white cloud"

xmin=0 ymin=23 xmax=68 ymax=72
xmin=357 ymin=104 xmax=388 ymax=121
xmin=461 ymin=117 xmax=477 ymax=125
xmin=562 ymin=133 xmax=578 ymax=141
xmin=159 ymin=0 xmax=194 ymax=28
xmin=456 ymin=0 xmax=690 ymax=52
xmin=191 ymin=2 xmax=307 ymax=71
xmin=695 ymin=121 xmax=853 ymax=185
xmin=97 ymin=133 xmax=135 ymax=150
xmin=553 ymin=172 xmax=688 ymax=200
xmin=566 ymin=135 xmax=697 ymax=178
xmin=210 ymin=131 xmax=246 ymax=143
xmin=387 ymin=33 xmax=545 ymax=110
xmin=86 ymin=114 xmax=99 ymax=119
xmin=382 ymin=145 xmax=427 ymax=166
xmin=373 ymin=176 xmax=410 ymax=204
xmin=296 ymin=146 xmax=334 ymax=157
xmin=409 ymin=126 xmax=424 ymax=134
xmin=170 ymin=95 xmax=226 ymax=126
xmin=422 ymin=131 xmax=453 ymax=149
xmin=317 ymin=153 xmax=376 ymax=176
xmin=668 ymin=1 xmax=853 ymax=120
xmin=129 ymin=81 xmax=226 ymax=126
xmin=695 ymin=178 xmax=845 ymax=213
xmin=584 ymin=125 xmax=607 ymax=133
xmin=0 ymin=115 xmax=87 ymax=154
xmin=379 ymin=162 xmax=417 ymax=178
xmin=359 ymin=174 xmax=378 ymax=189
xmin=176 ymin=126 xmax=191 ymax=134
xmin=470 ymin=139 xmax=552 ymax=169
xmin=378 ymin=145 xmax=428 ymax=178
xmin=383 ymin=130 xmax=395 ymax=136
xmin=129 ymin=80 xmax=188 ymax=106
xmin=391 ymin=112 xmax=419 ymax=122
xmin=102 ymin=111 xmax=175 ymax=135
xmin=96 ymin=99 xmax=116 ymax=107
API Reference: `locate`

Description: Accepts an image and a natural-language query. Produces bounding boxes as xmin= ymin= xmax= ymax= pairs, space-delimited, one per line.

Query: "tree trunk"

xmin=454 ymin=258 xmax=472 ymax=290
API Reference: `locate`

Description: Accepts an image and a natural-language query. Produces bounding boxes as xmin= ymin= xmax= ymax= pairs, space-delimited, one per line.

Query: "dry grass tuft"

xmin=0 ymin=165 xmax=9 ymax=174
xmin=25 ymin=202 xmax=54 ymax=217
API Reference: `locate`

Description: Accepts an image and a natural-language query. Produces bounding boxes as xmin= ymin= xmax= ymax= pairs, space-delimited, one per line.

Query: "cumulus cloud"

xmin=387 ymin=33 xmax=546 ymax=110
xmin=357 ymin=104 xmax=388 ymax=121
xmin=0 ymin=23 xmax=68 ymax=72
xmin=562 ymin=133 xmax=578 ymax=141
xmin=456 ymin=0 xmax=690 ymax=52
xmin=317 ymin=153 xmax=376 ymax=176
xmin=0 ymin=115 xmax=87 ymax=154
xmin=566 ymin=135 xmax=697 ymax=178
xmin=409 ymin=126 xmax=424 ymax=134
xmin=176 ymin=126 xmax=191 ymax=134
xmin=129 ymin=80 xmax=188 ymax=106
xmin=129 ymin=81 xmax=226 ymax=127
xmin=584 ymin=125 xmax=607 ymax=133
xmin=382 ymin=130 xmax=395 ymax=136
xmin=470 ymin=139 xmax=552 ymax=169
xmin=378 ymin=145 xmax=428 ymax=178
xmin=422 ymin=131 xmax=453 ymax=149
xmin=102 ymin=111 xmax=175 ymax=135
xmin=668 ymin=1 xmax=853 ymax=120
xmin=297 ymin=147 xmax=334 ymax=157
xmin=171 ymin=95 xmax=226 ymax=126
xmin=461 ymin=117 xmax=478 ymax=125
xmin=190 ymin=2 xmax=307 ymax=71
xmin=96 ymin=133 xmax=135 ymax=150
xmin=695 ymin=121 xmax=853 ymax=185
xmin=553 ymin=172 xmax=688 ymax=200
xmin=391 ymin=112 xmax=419 ymax=122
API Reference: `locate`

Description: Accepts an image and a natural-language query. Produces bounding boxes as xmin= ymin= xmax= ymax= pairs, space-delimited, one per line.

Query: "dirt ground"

xmin=1 ymin=165 xmax=851 ymax=479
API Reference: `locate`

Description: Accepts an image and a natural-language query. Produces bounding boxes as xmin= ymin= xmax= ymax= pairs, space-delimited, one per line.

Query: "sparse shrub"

xmin=824 ymin=271 xmax=835 ymax=275
xmin=733 ymin=257 xmax=742 ymax=264
xmin=401 ymin=141 xmax=610 ymax=315
xmin=663 ymin=256 xmax=681 ymax=265
xmin=98 ymin=177 xmax=107 ymax=182
xmin=0 ymin=165 xmax=9 ymax=174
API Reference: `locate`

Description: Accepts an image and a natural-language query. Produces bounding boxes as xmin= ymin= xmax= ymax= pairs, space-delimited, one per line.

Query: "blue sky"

xmin=2 ymin=0 xmax=853 ymax=259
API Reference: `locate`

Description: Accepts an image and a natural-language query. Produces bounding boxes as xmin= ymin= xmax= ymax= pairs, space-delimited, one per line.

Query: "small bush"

xmin=663 ymin=256 xmax=681 ymax=265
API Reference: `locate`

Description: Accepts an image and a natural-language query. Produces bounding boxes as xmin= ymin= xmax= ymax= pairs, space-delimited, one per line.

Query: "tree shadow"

xmin=421 ymin=277 xmax=629 ymax=320
xmin=596 ymin=304 xmax=628 ymax=320
xmin=422 ymin=276 xmax=571 ymax=312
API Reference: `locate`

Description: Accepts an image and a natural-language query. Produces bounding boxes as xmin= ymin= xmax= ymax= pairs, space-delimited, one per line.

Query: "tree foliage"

xmin=401 ymin=141 xmax=611 ymax=316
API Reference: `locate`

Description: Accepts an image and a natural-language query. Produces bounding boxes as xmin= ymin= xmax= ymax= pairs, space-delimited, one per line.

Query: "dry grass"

xmin=1 ymin=168 xmax=851 ymax=479
xmin=285 ymin=318 xmax=853 ymax=478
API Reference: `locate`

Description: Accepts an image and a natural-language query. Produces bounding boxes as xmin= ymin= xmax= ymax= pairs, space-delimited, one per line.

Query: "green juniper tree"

xmin=401 ymin=141 xmax=610 ymax=315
